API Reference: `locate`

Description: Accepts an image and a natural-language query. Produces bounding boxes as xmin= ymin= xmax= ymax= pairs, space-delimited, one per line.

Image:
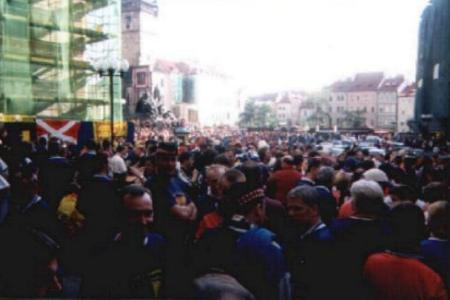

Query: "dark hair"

xmin=93 ymin=153 xmax=109 ymax=174
xmin=388 ymin=202 xmax=426 ymax=251
xmin=213 ymin=154 xmax=232 ymax=167
xmin=157 ymin=142 xmax=178 ymax=154
xmin=359 ymin=160 xmax=375 ymax=171
xmin=179 ymin=151 xmax=192 ymax=164
xmin=238 ymin=161 xmax=263 ymax=190
xmin=423 ymin=182 xmax=448 ymax=203
xmin=48 ymin=140 xmax=61 ymax=156
xmin=390 ymin=184 xmax=416 ymax=202
xmin=306 ymin=158 xmax=321 ymax=173
xmin=223 ymin=169 xmax=246 ymax=186
xmin=287 ymin=185 xmax=320 ymax=208
xmin=116 ymin=145 xmax=126 ymax=153
xmin=121 ymin=184 xmax=152 ymax=200
xmin=85 ymin=139 xmax=97 ymax=151
xmin=293 ymin=154 xmax=303 ymax=166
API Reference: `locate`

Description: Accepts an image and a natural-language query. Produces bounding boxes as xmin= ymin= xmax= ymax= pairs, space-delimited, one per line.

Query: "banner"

xmin=36 ymin=119 xmax=80 ymax=144
xmin=94 ymin=121 xmax=128 ymax=140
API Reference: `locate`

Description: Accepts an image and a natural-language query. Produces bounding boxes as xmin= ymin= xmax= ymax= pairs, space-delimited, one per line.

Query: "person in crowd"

xmin=266 ymin=155 xmax=302 ymax=204
xmin=77 ymin=153 xmax=119 ymax=257
xmin=146 ymin=142 xmax=197 ymax=297
xmin=331 ymin=179 xmax=389 ymax=299
xmin=82 ymin=185 xmax=165 ymax=298
xmin=285 ymin=185 xmax=334 ymax=300
xmin=39 ymin=139 xmax=74 ymax=212
xmin=0 ymin=225 xmax=62 ymax=297
xmin=421 ymin=200 xmax=449 ymax=290
xmin=75 ymin=139 xmax=98 ymax=186
xmin=364 ymin=203 xmax=448 ymax=300
xmin=194 ymin=182 xmax=289 ymax=300
xmin=109 ymin=144 xmax=129 ymax=187
xmin=298 ymin=157 xmax=321 ymax=187
xmin=314 ymin=166 xmax=338 ymax=225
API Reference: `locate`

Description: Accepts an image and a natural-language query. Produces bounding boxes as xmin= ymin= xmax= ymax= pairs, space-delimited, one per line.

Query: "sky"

xmin=155 ymin=0 xmax=429 ymax=94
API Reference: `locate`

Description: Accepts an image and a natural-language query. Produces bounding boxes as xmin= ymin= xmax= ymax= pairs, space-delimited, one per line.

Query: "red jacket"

xmin=267 ymin=169 xmax=301 ymax=204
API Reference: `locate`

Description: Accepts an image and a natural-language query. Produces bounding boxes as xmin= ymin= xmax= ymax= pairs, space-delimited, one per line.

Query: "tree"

xmin=239 ymin=101 xmax=257 ymax=127
xmin=343 ymin=110 xmax=366 ymax=128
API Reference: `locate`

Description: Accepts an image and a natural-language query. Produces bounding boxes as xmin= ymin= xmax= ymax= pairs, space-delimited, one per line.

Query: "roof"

xmin=278 ymin=94 xmax=291 ymax=104
xmin=399 ymin=83 xmax=416 ymax=97
xmin=378 ymin=75 xmax=405 ymax=92
xmin=330 ymin=72 xmax=385 ymax=93
xmin=153 ymin=59 xmax=197 ymax=75
xmin=350 ymin=72 xmax=384 ymax=92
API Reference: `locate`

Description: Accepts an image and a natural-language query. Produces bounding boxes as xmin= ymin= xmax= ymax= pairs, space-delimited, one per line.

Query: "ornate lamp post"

xmin=93 ymin=58 xmax=129 ymax=144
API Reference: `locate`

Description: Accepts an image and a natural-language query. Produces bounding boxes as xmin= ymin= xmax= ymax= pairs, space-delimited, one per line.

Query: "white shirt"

xmin=109 ymin=154 xmax=127 ymax=174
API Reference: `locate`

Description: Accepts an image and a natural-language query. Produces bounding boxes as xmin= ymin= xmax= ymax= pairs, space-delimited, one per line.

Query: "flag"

xmin=94 ymin=121 xmax=128 ymax=140
xmin=36 ymin=119 xmax=80 ymax=144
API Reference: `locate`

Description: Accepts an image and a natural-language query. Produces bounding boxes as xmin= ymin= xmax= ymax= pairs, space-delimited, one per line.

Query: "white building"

xmin=376 ymin=76 xmax=406 ymax=130
xmin=397 ymin=84 xmax=416 ymax=132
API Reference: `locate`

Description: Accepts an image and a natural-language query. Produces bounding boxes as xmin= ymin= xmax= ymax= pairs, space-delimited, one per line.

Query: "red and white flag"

xmin=36 ymin=119 xmax=80 ymax=144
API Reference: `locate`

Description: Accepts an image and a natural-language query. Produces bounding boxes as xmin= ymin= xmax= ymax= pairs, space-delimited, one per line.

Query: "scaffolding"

xmin=0 ymin=0 xmax=122 ymax=121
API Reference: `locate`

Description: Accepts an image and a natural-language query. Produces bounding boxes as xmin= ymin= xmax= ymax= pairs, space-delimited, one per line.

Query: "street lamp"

xmin=93 ymin=57 xmax=129 ymax=144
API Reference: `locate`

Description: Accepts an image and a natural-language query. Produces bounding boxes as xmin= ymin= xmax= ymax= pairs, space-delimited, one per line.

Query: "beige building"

xmin=376 ymin=76 xmax=406 ymax=130
xmin=397 ymin=84 xmax=416 ymax=132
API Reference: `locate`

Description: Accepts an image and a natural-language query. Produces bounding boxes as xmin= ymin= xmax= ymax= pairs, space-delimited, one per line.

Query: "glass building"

xmin=0 ymin=0 xmax=122 ymax=121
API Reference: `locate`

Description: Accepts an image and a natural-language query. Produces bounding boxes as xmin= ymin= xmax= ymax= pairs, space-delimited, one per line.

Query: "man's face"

xmin=182 ymin=157 xmax=194 ymax=171
xmin=123 ymin=193 xmax=154 ymax=232
xmin=155 ymin=150 xmax=177 ymax=176
xmin=206 ymin=170 xmax=222 ymax=197
xmin=287 ymin=197 xmax=318 ymax=226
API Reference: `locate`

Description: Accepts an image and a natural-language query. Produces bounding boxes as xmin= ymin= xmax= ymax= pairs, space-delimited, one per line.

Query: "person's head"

xmin=258 ymin=147 xmax=270 ymax=164
xmin=179 ymin=151 xmax=194 ymax=171
xmin=116 ymin=145 xmax=128 ymax=158
xmin=85 ymin=139 xmax=97 ymax=152
xmin=350 ymin=179 xmax=385 ymax=218
xmin=363 ymin=168 xmax=391 ymax=194
xmin=206 ymin=164 xmax=228 ymax=197
xmin=121 ymin=185 xmax=154 ymax=237
xmin=155 ymin=142 xmax=178 ymax=176
xmin=214 ymin=154 xmax=232 ymax=168
xmin=388 ymin=202 xmax=426 ymax=252
xmin=423 ymin=182 xmax=448 ymax=203
xmin=102 ymin=139 xmax=111 ymax=151
xmin=316 ymin=166 xmax=335 ymax=190
xmin=281 ymin=155 xmax=295 ymax=170
xmin=286 ymin=186 xmax=321 ymax=227
xmin=238 ymin=161 xmax=264 ymax=190
xmin=220 ymin=169 xmax=246 ymax=195
xmin=93 ymin=152 xmax=110 ymax=175
xmin=390 ymin=184 xmax=416 ymax=204
xmin=48 ymin=139 xmax=62 ymax=157
xmin=427 ymin=201 xmax=449 ymax=240
xmin=226 ymin=183 xmax=265 ymax=225
xmin=305 ymin=157 xmax=321 ymax=180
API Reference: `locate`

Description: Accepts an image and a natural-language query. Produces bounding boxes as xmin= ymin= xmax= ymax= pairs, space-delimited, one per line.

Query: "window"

xmin=125 ymin=15 xmax=132 ymax=30
xmin=433 ymin=63 xmax=440 ymax=80
xmin=160 ymin=79 xmax=164 ymax=87
xmin=329 ymin=107 xmax=332 ymax=113
xmin=379 ymin=107 xmax=384 ymax=113
xmin=137 ymin=72 xmax=146 ymax=85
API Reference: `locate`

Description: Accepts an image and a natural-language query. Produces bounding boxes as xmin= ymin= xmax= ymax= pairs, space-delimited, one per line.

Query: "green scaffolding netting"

xmin=0 ymin=0 xmax=122 ymax=121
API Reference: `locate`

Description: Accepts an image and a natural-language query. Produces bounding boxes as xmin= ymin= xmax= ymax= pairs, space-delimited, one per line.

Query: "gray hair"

xmin=350 ymin=179 xmax=385 ymax=215
xmin=316 ymin=166 xmax=335 ymax=189
xmin=287 ymin=185 xmax=320 ymax=207
xmin=206 ymin=164 xmax=228 ymax=177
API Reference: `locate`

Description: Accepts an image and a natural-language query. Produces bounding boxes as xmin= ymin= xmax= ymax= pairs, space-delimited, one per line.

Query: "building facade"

xmin=415 ymin=0 xmax=450 ymax=134
xmin=376 ymin=76 xmax=405 ymax=130
xmin=0 ymin=0 xmax=122 ymax=121
xmin=397 ymin=84 xmax=416 ymax=133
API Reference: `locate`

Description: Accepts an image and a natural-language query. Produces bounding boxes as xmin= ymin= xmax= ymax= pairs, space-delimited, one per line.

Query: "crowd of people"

xmin=0 ymin=129 xmax=448 ymax=300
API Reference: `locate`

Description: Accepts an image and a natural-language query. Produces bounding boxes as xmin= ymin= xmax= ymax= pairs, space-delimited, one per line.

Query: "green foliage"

xmin=239 ymin=101 xmax=277 ymax=128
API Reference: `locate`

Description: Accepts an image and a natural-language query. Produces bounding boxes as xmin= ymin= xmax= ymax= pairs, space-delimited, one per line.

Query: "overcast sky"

xmin=156 ymin=0 xmax=429 ymax=94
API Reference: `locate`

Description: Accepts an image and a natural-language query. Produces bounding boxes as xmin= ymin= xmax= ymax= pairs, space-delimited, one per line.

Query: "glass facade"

xmin=0 ymin=0 xmax=122 ymax=121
